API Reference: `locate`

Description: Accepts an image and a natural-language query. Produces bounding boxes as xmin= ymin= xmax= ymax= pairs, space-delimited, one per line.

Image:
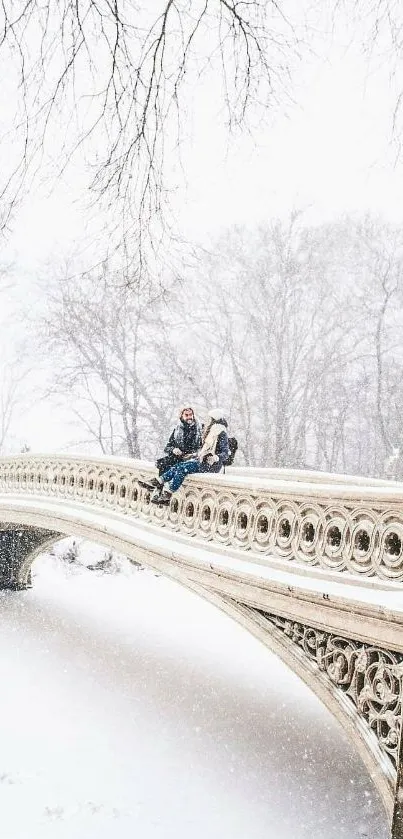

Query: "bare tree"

xmin=0 ymin=335 xmax=35 ymax=454
xmin=42 ymin=260 xmax=194 ymax=455
xmin=178 ymin=215 xmax=403 ymax=475
xmin=0 ymin=362 xmax=27 ymax=452
xmin=350 ymin=1 xmax=403 ymax=152
xmin=37 ymin=211 xmax=403 ymax=475
xmin=191 ymin=218 xmax=358 ymax=468
xmin=347 ymin=217 xmax=403 ymax=472
xmin=0 ymin=1 xmax=301 ymax=271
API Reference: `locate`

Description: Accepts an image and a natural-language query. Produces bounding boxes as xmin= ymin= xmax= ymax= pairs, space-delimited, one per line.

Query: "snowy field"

xmin=0 ymin=544 xmax=389 ymax=839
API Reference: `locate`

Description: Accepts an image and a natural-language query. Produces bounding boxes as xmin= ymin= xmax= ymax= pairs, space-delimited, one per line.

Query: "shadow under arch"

xmin=0 ymin=504 xmax=393 ymax=826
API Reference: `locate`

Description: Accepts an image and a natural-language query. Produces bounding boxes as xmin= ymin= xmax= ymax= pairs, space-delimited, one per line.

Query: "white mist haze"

xmin=0 ymin=4 xmax=401 ymax=837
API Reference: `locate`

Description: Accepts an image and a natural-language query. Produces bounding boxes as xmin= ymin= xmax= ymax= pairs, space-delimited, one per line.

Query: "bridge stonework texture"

xmin=1 ymin=454 xmax=403 ymax=836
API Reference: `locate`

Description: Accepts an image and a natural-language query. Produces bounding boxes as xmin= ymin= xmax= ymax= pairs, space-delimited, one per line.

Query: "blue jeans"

xmin=161 ymin=459 xmax=201 ymax=492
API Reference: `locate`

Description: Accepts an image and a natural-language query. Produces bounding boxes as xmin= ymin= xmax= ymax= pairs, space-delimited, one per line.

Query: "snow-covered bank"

xmin=0 ymin=551 xmax=388 ymax=838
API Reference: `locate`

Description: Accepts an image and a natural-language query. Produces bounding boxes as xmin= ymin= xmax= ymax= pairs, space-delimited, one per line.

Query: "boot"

xmin=156 ymin=489 xmax=173 ymax=506
xmin=150 ymin=486 xmax=164 ymax=503
xmin=139 ymin=476 xmax=163 ymax=491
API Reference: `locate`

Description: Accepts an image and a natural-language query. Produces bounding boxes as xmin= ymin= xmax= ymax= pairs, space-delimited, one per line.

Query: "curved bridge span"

xmin=1 ymin=454 xmax=403 ymax=835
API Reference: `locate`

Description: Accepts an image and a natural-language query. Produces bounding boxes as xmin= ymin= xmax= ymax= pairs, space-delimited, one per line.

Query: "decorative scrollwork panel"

xmin=258 ymin=611 xmax=403 ymax=772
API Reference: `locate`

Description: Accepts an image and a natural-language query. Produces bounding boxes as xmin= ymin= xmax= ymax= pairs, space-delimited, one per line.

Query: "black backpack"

xmin=226 ymin=436 xmax=238 ymax=466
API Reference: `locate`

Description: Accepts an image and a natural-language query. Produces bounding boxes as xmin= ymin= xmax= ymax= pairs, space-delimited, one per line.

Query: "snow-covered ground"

xmin=0 ymin=543 xmax=389 ymax=838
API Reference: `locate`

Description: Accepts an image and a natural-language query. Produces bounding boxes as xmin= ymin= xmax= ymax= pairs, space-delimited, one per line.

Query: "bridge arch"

xmin=0 ymin=503 xmax=391 ymax=824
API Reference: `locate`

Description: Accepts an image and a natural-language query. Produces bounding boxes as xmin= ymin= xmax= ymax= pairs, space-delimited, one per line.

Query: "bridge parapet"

xmin=1 ymin=454 xmax=403 ymax=582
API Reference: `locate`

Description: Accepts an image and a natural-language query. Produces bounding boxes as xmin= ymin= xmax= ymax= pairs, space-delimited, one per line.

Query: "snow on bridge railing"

xmin=1 ymin=454 xmax=403 ymax=582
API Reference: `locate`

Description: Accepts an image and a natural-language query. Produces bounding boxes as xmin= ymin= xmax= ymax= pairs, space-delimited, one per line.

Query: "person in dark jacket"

xmin=151 ymin=407 xmax=229 ymax=504
xmin=139 ymin=405 xmax=202 ymax=491
xmin=156 ymin=405 xmax=202 ymax=475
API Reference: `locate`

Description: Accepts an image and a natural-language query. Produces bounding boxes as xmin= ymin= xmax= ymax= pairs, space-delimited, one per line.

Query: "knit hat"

xmin=179 ymin=404 xmax=194 ymax=418
xmin=207 ymin=407 xmax=225 ymax=421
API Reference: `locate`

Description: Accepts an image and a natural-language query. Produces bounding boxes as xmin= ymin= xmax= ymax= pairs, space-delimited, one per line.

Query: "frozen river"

xmin=0 ymin=550 xmax=389 ymax=838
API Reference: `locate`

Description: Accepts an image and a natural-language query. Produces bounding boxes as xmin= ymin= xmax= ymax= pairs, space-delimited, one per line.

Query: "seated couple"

xmin=142 ymin=405 xmax=229 ymax=505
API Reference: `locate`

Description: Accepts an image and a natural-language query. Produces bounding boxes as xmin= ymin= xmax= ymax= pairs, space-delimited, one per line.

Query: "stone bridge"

xmin=1 ymin=454 xmax=403 ymax=836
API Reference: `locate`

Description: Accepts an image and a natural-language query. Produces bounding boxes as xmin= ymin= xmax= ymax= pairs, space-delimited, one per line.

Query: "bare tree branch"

xmin=0 ymin=0 xmax=300 ymax=271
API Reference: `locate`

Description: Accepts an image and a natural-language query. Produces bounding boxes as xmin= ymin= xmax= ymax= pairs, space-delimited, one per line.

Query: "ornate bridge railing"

xmin=1 ymin=454 xmax=403 ymax=835
xmin=1 ymin=453 xmax=403 ymax=581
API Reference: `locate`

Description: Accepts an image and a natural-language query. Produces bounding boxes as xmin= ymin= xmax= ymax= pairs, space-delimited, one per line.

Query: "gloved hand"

xmin=206 ymin=453 xmax=219 ymax=466
xmin=172 ymin=448 xmax=182 ymax=456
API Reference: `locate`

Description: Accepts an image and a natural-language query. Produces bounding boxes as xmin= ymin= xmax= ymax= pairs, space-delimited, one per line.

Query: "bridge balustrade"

xmin=1 ymin=454 xmax=403 ymax=581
